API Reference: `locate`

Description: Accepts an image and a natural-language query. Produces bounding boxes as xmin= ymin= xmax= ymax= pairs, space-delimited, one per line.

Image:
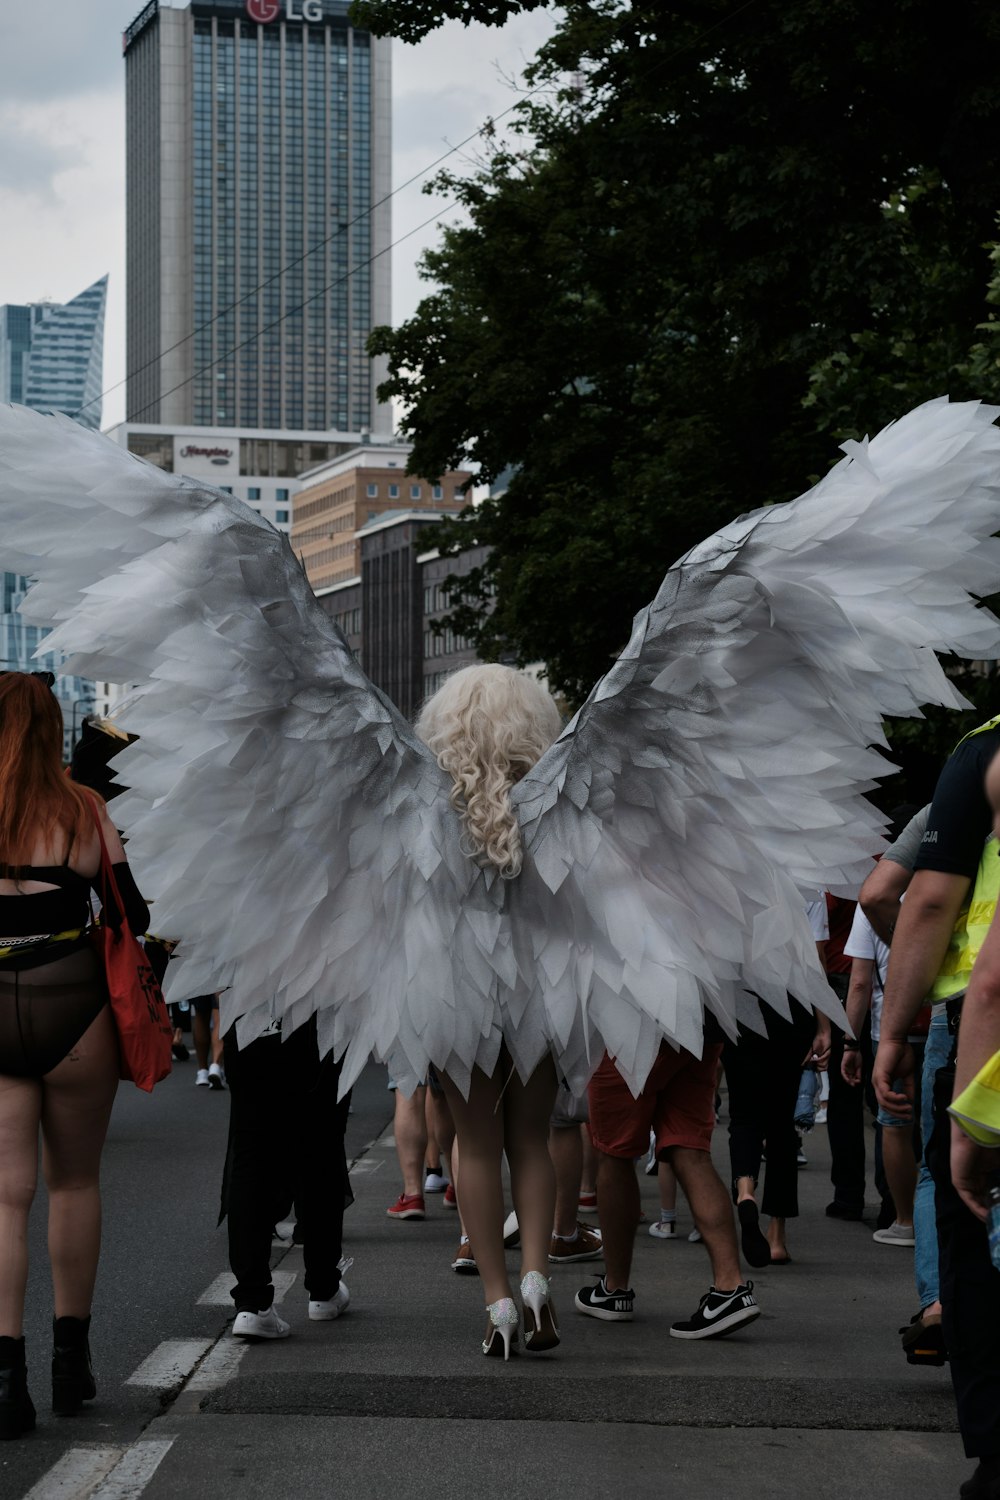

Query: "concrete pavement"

xmin=8 ymin=1070 xmax=973 ymax=1499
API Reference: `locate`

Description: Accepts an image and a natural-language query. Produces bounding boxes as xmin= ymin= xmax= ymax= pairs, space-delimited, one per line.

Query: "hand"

xmin=872 ymin=1037 xmax=916 ymax=1120
xmin=950 ymin=1120 xmax=993 ymax=1223
xmin=802 ymin=1029 xmax=831 ymax=1071
xmin=841 ymin=1048 xmax=863 ymax=1087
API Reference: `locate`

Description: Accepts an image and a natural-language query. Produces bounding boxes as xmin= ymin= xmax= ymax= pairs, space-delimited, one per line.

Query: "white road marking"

xmin=21 ymin=1447 xmax=123 ymax=1499
xmin=125 ymin=1339 xmax=212 ymax=1390
xmin=91 ymin=1439 xmax=176 ymax=1499
xmin=197 ymin=1268 xmax=296 ymax=1306
xmin=186 ymin=1338 xmax=248 ymax=1392
xmin=348 ymin=1157 xmax=384 ymax=1174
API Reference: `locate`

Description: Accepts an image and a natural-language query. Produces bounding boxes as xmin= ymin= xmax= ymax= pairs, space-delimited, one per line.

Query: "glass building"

xmin=0 ymin=575 xmax=95 ymax=761
xmin=0 ymin=278 xmax=108 ymax=430
xmin=123 ymin=0 xmax=392 ymax=434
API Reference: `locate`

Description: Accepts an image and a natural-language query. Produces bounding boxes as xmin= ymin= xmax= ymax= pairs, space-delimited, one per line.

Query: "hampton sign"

xmin=247 ymin=0 xmax=325 ymax=20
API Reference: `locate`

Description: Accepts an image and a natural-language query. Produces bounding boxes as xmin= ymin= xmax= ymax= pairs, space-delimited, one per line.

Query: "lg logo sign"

xmin=246 ymin=0 xmax=324 ymax=21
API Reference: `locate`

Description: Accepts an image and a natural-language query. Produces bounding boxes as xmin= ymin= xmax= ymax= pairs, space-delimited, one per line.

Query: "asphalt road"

xmin=1 ymin=1068 xmax=977 ymax=1500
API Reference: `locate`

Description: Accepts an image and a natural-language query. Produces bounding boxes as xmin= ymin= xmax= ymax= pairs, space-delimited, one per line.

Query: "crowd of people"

xmin=0 ymin=661 xmax=998 ymax=1499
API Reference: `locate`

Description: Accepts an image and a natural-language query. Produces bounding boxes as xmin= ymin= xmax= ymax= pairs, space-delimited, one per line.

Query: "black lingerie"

xmin=0 ymin=861 xmax=151 ymax=1077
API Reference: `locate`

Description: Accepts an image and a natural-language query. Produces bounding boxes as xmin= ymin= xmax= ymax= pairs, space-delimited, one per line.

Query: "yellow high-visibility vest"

xmin=929 ymin=715 xmax=1000 ymax=1005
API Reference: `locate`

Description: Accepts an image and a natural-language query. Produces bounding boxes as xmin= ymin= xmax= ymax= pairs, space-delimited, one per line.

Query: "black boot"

xmin=52 ymin=1316 xmax=96 ymax=1416
xmin=0 ymin=1336 xmax=36 ymax=1440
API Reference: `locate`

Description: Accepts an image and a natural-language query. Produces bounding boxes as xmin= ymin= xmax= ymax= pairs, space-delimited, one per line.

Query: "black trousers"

xmin=724 ymin=1007 xmax=815 ymax=1219
xmin=928 ymin=1060 xmax=1000 ymax=1460
xmin=222 ymin=1016 xmax=352 ymax=1311
xmin=827 ymin=994 xmax=872 ymax=1211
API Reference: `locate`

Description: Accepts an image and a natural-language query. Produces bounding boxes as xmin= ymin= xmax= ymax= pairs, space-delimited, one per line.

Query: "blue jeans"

xmin=914 ymin=1010 xmax=952 ymax=1310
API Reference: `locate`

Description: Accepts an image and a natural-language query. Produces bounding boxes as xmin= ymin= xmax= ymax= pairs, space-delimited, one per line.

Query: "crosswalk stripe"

xmin=21 ymin=1447 xmax=123 ymax=1499
xmin=125 ymin=1339 xmax=212 ymax=1390
xmin=186 ymin=1338 xmax=247 ymax=1392
xmin=197 ymin=1268 xmax=296 ymax=1306
xmin=91 ymin=1439 xmax=176 ymax=1499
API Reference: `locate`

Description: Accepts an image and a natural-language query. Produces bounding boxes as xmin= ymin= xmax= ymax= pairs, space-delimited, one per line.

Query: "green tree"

xmin=361 ymin=0 xmax=1000 ymax=705
xmin=350 ymin=0 xmax=548 ymax=39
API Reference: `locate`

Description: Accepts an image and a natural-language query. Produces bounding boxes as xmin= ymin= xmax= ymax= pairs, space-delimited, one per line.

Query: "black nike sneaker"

xmin=669 ymin=1282 xmax=760 ymax=1340
xmin=574 ymin=1276 xmax=635 ymax=1321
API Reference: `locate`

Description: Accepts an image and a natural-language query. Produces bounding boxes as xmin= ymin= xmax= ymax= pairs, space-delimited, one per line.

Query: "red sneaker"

xmin=386 ymin=1193 xmax=425 ymax=1220
xmin=578 ymin=1191 xmax=597 ymax=1214
xmin=443 ymin=1183 xmax=458 ymax=1209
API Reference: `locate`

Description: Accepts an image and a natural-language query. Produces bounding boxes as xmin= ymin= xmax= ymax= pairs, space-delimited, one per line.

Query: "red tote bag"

xmin=91 ymin=814 xmax=172 ymax=1092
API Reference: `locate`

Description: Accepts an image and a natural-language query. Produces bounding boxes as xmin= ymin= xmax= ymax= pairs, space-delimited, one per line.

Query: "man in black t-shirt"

xmin=874 ymin=719 xmax=1000 ymax=1496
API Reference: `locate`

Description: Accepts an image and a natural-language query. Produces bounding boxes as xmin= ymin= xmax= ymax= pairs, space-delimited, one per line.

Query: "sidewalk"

xmin=133 ymin=1111 xmax=967 ymax=1500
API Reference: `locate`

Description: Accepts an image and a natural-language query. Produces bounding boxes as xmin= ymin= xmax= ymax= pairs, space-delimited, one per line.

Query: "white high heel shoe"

xmin=521 ymin=1271 xmax=560 ymax=1352
xmin=482 ymin=1298 xmax=519 ymax=1360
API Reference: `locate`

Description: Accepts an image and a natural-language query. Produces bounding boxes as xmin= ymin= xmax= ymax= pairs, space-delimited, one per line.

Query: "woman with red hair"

xmin=0 ymin=673 xmax=149 ymax=1440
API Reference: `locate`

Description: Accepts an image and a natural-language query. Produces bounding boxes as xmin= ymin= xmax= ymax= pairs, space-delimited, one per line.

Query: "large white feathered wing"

xmin=508 ymin=398 xmax=1000 ymax=1094
xmin=0 ymin=405 xmax=508 ymax=1096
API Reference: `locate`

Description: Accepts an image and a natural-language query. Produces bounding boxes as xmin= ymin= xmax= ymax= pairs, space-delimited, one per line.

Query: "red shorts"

xmin=588 ymin=1042 xmax=722 ymax=1159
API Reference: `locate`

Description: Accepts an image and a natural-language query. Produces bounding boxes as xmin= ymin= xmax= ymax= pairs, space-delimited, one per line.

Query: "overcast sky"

xmin=0 ymin=0 xmax=556 ymax=428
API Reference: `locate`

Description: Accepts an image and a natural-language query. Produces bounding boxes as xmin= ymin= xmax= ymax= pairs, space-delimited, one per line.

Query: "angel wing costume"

xmin=2 ymin=396 xmax=999 ymax=1097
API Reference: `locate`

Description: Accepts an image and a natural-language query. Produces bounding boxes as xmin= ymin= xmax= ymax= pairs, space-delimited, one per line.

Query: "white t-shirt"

xmin=843 ymin=905 xmax=890 ymax=1041
xmin=805 ymin=898 xmax=830 ymax=943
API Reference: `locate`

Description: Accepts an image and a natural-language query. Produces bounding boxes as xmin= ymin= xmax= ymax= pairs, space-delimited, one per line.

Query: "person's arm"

xmin=94 ymin=800 xmax=152 ymax=935
xmin=873 ymin=868 xmax=970 ymax=1118
xmin=951 ymin=902 xmax=1000 ymax=1219
xmin=859 ymin=859 xmax=912 ymax=945
xmin=841 ymin=956 xmax=874 ymax=1086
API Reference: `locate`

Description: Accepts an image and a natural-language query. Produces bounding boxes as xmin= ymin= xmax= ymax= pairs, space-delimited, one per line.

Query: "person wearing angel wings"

xmin=2 ymin=396 xmax=1000 ymax=1361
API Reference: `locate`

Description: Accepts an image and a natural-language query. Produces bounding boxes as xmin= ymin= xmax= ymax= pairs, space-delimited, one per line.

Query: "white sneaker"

xmin=872 ymin=1221 xmax=916 ymax=1247
xmin=208 ymin=1062 xmax=226 ymax=1090
xmin=649 ymin=1219 xmax=676 ymax=1239
xmin=424 ymin=1171 xmax=448 ymax=1193
xmin=195 ymin=1068 xmax=210 ymax=1087
xmin=688 ymin=1227 xmax=703 ymax=1243
xmin=232 ymin=1306 xmax=290 ymax=1339
xmin=309 ymin=1284 xmax=350 ymax=1320
xmin=309 ymin=1257 xmax=353 ymax=1319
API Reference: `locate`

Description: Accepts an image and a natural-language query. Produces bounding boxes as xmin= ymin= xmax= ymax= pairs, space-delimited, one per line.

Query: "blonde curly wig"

xmin=416 ymin=664 xmax=562 ymax=877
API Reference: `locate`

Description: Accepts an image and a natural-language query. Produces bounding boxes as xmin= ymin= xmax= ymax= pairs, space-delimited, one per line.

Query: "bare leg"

xmin=439 ymin=1065 xmax=510 ymax=1305
xmin=427 ymin=1088 xmax=455 ymax=1177
xmin=0 ymin=1075 xmax=42 ymax=1337
xmin=392 ymin=1084 xmax=427 ymax=1199
xmin=505 ymin=1059 xmax=558 ymax=1278
xmin=580 ymin=1126 xmax=597 ymax=1199
xmin=41 ymin=1007 xmax=119 ymax=1318
xmin=209 ymin=1008 xmax=224 ymax=1069
xmin=658 ymin=1161 xmax=678 ymax=1214
xmin=668 ymin=1145 xmax=742 ymax=1290
xmin=596 ymin=1152 xmax=640 ymax=1289
xmin=424 ymin=1088 xmax=442 ymax=1173
xmin=767 ymin=1215 xmax=789 ymax=1260
xmin=881 ymin=1126 xmax=917 ymax=1227
xmin=550 ymin=1122 xmax=583 ymax=1238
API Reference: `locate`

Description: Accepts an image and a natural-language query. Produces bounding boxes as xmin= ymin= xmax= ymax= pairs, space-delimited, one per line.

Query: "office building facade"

xmin=0 ymin=277 xmax=108 ymax=430
xmin=107 ymin=421 xmax=360 ymax=533
xmin=293 ymin=442 xmax=472 ymax=591
xmin=123 ymin=0 xmax=392 ymax=434
xmin=316 ymin=512 xmax=486 ymax=721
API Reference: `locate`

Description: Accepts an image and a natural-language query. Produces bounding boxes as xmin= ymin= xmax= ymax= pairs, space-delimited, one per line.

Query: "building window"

xmin=388 ymin=484 xmax=399 ymax=499
xmin=366 ymin=483 xmax=378 ymax=497
xmin=276 ymin=509 xmax=289 ymax=524
xmin=410 ymin=484 xmax=421 ymax=500
xmin=248 ymin=487 xmax=261 ymax=500
xmin=432 ymin=485 xmax=443 ymax=499
xmin=221 ymin=486 xmax=233 ymax=494
xmin=276 ymin=488 xmax=290 ymax=502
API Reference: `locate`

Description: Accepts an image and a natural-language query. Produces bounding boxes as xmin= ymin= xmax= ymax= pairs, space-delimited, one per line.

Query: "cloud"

xmin=0 ymin=114 xmax=85 ymax=200
xmin=0 ymin=0 xmax=130 ymax=104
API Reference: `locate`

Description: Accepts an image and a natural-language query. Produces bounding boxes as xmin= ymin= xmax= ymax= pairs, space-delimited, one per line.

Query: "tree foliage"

xmin=349 ymin=0 xmax=549 ymax=39
xmin=366 ymin=0 xmax=1000 ymax=708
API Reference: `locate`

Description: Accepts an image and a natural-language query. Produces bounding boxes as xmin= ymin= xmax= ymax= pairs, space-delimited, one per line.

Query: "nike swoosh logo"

xmin=703 ymin=1296 xmax=750 ymax=1320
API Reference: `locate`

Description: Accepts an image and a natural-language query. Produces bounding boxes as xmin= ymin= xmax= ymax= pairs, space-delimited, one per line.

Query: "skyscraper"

xmin=123 ymin=0 xmax=392 ymax=434
xmin=0 ymin=277 xmax=108 ymax=430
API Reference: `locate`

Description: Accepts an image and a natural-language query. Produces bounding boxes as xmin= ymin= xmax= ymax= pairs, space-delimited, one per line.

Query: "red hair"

xmin=0 ymin=674 xmax=99 ymax=865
